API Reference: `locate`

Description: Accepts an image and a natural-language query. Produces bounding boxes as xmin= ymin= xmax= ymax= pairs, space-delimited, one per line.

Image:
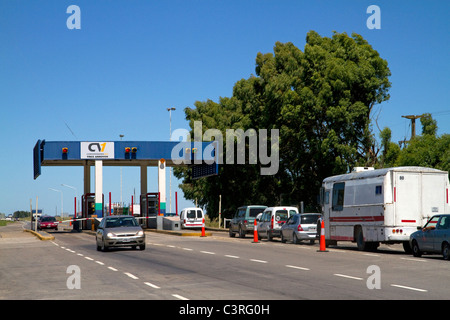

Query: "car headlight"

xmin=136 ymin=230 xmax=144 ymax=236
xmin=106 ymin=232 xmax=115 ymax=237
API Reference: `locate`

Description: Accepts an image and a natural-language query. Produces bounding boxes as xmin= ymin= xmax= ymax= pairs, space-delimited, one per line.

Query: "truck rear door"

xmin=394 ymin=172 xmax=422 ymax=226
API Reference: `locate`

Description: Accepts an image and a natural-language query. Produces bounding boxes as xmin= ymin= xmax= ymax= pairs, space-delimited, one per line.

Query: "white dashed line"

xmin=391 ymin=284 xmax=427 ymax=292
xmin=200 ymin=251 xmax=215 ymax=255
xmin=333 ymin=274 xmax=363 ymax=280
xmin=172 ymin=294 xmax=189 ymax=300
xmin=224 ymin=255 xmax=239 ymax=259
xmin=85 ymin=257 xmax=94 ymax=261
xmin=250 ymin=259 xmax=268 ymax=263
xmin=144 ymin=282 xmax=160 ymax=289
xmin=95 ymin=261 xmax=105 ymax=265
xmin=124 ymin=272 xmax=139 ymax=280
xmin=108 ymin=267 xmax=118 ymax=271
xmin=286 ymin=265 xmax=310 ymax=271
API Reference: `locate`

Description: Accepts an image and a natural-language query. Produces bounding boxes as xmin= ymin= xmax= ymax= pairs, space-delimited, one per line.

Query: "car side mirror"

xmin=417 ymin=226 xmax=422 ymax=230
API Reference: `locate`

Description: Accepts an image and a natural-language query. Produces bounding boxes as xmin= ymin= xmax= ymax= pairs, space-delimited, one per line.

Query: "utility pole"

xmin=401 ymin=114 xmax=424 ymax=141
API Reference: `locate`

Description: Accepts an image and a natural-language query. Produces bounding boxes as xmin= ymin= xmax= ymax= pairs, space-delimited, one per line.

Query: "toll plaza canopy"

xmin=33 ymin=140 xmax=218 ymax=180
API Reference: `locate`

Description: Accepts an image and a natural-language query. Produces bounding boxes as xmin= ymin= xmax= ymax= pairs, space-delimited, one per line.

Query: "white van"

xmin=257 ymin=206 xmax=299 ymax=241
xmin=180 ymin=207 xmax=205 ymax=229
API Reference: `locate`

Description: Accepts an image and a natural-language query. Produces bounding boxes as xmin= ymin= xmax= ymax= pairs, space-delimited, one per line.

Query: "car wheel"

xmin=281 ymin=233 xmax=287 ymax=243
xmin=139 ymin=244 xmax=146 ymax=250
xmin=293 ymin=233 xmax=299 ymax=244
xmin=442 ymin=243 xmax=450 ymax=260
xmin=101 ymin=239 xmax=108 ymax=252
xmin=238 ymin=226 xmax=245 ymax=238
xmin=412 ymin=240 xmax=422 ymax=257
xmin=229 ymin=228 xmax=235 ymax=238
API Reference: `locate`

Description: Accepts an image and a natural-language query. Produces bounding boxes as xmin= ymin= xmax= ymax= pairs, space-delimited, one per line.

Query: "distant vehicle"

xmin=180 ymin=207 xmax=204 ymax=229
xmin=257 ymin=206 xmax=298 ymax=241
xmin=410 ymin=214 xmax=450 ymax=260
xmin=320 ymin=166 xmax=450 ymax=252
xmin=281 ymin=213 xmax=322 ymax=244
xmin=96 ymin=215 xmax=145 ymax=251
xmin=229 ymin=205 xmax=267 ymax=238
xmin=37 ymin=216 xmax=58 ymax=231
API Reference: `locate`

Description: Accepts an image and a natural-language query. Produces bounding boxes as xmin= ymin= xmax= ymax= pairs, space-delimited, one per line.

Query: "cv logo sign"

xmin=81 ymin=142 xmax=114 ymax=159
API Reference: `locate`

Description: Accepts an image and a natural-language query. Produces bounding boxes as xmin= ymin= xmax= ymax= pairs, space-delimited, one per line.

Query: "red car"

xmin=38 ymin=216 xmax=58 ymax=231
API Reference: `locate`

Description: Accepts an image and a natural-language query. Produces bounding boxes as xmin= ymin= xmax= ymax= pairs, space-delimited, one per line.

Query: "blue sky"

xmin=0 ymin=0 xmax=449 ymax=215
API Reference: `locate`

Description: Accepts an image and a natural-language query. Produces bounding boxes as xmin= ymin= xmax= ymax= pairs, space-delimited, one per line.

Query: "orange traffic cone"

xmin=201 ymin=218 xmax=206 ymax=237
xmin=317 ymin=219 xmax=328 ymax=252
xmin=252 ymin=219 xmax=258 ymax=243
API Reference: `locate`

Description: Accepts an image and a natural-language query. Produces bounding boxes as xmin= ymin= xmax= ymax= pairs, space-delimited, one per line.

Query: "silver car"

xmin=281 ymin=213 xmax=321 ymax=244
xmin=410 ymin=214 xmax=450 ymax=260
xmin=96 ymin=215 xmax=145 ymax=251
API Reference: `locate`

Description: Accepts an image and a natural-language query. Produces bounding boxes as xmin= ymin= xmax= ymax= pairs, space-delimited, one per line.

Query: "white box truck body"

xmin=321 ymin=166 xmax=450 ymax=252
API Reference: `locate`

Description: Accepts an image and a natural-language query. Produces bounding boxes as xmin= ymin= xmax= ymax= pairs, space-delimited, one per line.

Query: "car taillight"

xmin=298 ymin=225 xmax=303 ymax=231
xmin=271 ymin=217 xmax=274 ymax=229
xmin=244 ymin=220 xmax=248 ymax=224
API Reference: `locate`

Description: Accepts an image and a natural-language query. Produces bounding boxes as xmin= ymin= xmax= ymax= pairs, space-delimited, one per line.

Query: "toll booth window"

xmin=332 ymin=182 xmax=345 ymax=211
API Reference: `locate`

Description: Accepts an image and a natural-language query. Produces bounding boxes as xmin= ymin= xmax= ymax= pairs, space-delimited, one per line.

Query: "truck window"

xmin=332 ymin=182 xmax=345 ymax=211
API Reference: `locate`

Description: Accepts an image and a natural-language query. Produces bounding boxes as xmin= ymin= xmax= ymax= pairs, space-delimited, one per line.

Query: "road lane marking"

xmin=200 ymin=251 xmax=215 ymax=255
xmin=333 ymin=274 xmax=363 ymax=280
xmin=124 ymin=272 xmax=139 ymax=280
xmin=224 ymin=255 xmax=239 ymax=259
xmin=286 ymin=265 xmax=310 ymax=271
xmin=95 ymin=261 xmax=104 ymax=265
xmin=85 ymin=257 xmax=94 ymax=261
xmin=390 ymin=284 xmax=427 ymax=292
xmin=108 ymin=267 xmax=118 ymax=271
xmin=363 ymin=253 xmax=379 ymax=257
xmin=144 ymin=282 xmax=160 ymax=289
xmin=401 ymin=257 xmax=427 ymax=262
xmin=172 ymin=294 xmax=189 ymax=300
xmin=77 ymin=253 xmax=84 ymax=257
xmin=182 ymin=248 xmax=193 ymax=251
xmin=250 ymin=259 xmax=268 ymax=263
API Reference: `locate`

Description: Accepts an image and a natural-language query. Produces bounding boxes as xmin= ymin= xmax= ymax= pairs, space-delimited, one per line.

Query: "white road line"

xmin=172 ymin=294 xmax=189 ymax=300
xmin=286 ymin=265 xmax=310 ymax=271
xmin=390 ymin=284 xmax=427 ymax=292
xmin=124 ymin=272 xmax=139 ymax=280
xmin=250 ymin=259 xmax=268 ymax=263
xmin=167 ymin=245 xmax=176 ymax=248
xmin=401 ymin=257 xmax=427 ymax=262
xmin=363 ymin=253 xmax=379 ymax=257
xmin=182 ymin=248 xmax=193 ymax=251
xmin=108 ymin=267 xmax=118 ymax=271
xmin=333 ymin=274 xmax=363 ymax=280
xmin=95 ymin=261 xmax=105 ymax=265
xmin=200 ymin=251 xmax=215 ymax=255
xmin=144 ymin=282 xmax=160 ymax=289
xmin=77 ymin=253 xmax=84 ymax=257
xmin=224 ymin=255 xmax=239 ymax=259
xmin=85 ymin=257 xmax=94 ymax=261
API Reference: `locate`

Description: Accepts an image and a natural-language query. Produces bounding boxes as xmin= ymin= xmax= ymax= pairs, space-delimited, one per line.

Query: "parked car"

xmin=257 ymin=206 xmax=298 ymax=241
xmin=281 ymin=213 xmax=321 ymax=244
xmin=410 ymin=214 xmax=450 ymax=260
xmin=180 ymin=207 xmax=204 ymax=229
xmin=37 ymin=216 xmax=58 ymax=231
xmin=229 ymin=205 xmax=267 ymax=238
xmin=96 ymin=215 xmax=145 ymax=251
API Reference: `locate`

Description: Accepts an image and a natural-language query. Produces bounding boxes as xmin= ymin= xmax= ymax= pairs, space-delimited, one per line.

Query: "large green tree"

xmin=175 ymin=31 xmax=391 ymax=218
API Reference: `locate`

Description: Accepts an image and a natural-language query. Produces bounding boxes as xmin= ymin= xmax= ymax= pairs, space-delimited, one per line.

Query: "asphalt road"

xmin=1 ymin=221 xmax=449 ymax=301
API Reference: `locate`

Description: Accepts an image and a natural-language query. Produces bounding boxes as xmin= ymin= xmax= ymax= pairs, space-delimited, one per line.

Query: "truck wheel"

xmin=355 ymin=227 xmax=367 ymax=251
xmin=403 ymin=241 xmax=412 ymax=254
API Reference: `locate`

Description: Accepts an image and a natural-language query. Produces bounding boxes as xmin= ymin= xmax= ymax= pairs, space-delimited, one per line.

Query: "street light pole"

xmin=62 ymin=184 xmax=77 ymax=217
xmin=49 ymin=188 xmax=63 ymax=218
xmin=167 ymin=107 xmax=176 ymax=213
xmin=120 ymin=134 xmax=124 ymax=206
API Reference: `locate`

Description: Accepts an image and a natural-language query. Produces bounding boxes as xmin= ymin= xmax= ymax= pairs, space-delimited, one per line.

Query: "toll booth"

xmin=140 ymin=193 xmax=159 ymax=228
xmin=81 ymin=193 xmax=104 ymax=230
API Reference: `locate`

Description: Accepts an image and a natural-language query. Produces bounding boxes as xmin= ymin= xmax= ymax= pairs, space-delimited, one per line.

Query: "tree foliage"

xmin=175 ymin=31 xmax=392 ymax=218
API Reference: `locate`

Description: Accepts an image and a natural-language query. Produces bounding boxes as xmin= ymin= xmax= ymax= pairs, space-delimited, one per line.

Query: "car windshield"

xmin=301 ymin=215 xmax=320 ymax=224
xmin=249 ymin=208 xmax=265 ymax=218
xmin=41 ymin=217 xmax=56 ymax=222
xmin=105 ymin=217 xmax=138 ymax=228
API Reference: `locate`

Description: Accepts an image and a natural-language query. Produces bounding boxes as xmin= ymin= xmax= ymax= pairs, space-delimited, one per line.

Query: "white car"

xmin=180 ymin=207 xmax=204 ymax=229
xmin=257 ymin=206 xmax=298 ymax=241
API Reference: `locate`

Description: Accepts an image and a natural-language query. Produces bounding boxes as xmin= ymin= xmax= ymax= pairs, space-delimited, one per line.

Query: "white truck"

xmin=320 ymin=166 xmax=450 ymax=252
